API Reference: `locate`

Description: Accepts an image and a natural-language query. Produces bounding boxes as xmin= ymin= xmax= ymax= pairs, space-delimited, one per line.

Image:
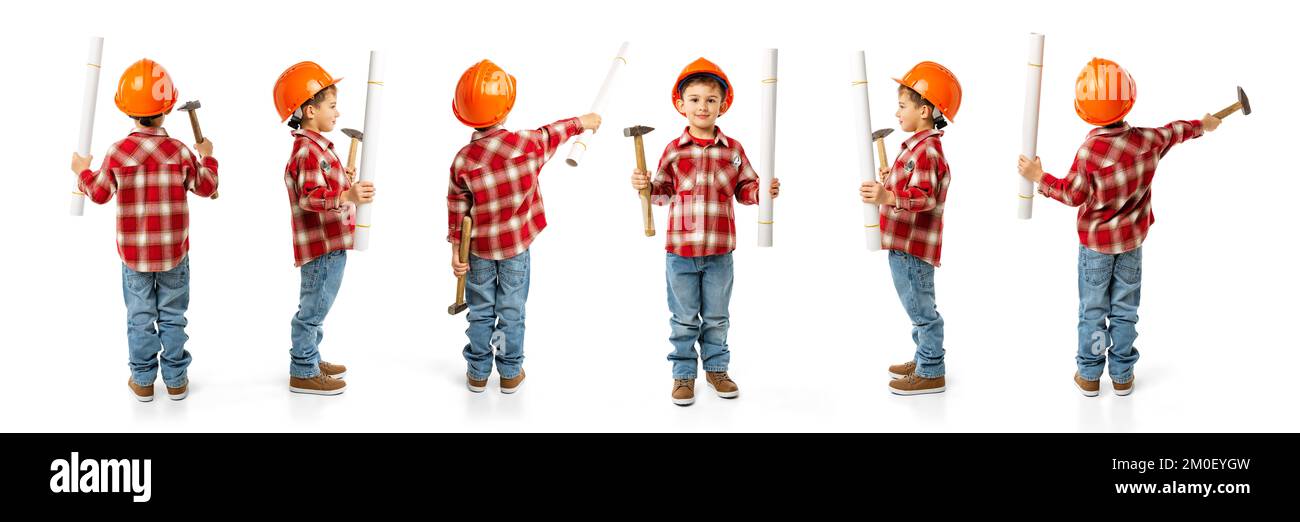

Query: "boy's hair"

xmin=1103 ymin=120 xmax=1126 ymax=129
xmin=135 ymin=114 xmax=163 ymax=128
xmin=287 ymin=85 xmax=337 ymax=129
xmin=898 ymin=85 xmax=947 ymax=130
xmin=678 ymin=75 xmax=727 ymax=98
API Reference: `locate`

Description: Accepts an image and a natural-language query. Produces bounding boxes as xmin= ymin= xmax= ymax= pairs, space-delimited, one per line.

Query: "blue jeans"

xmin=122 ymin=256 xmax=192 ymax=388
xmin=887 ymin=250 xmax=945 ymax=378
xmin=464 ymin=249 xmax=530 ymax=380
xmin=666 ymin=252 xmax=734 ymax=379
xmin=290 ymin=250 xmax=347 ymax=378
xmin=1077 ymin=245 xmax=1141 ymax=383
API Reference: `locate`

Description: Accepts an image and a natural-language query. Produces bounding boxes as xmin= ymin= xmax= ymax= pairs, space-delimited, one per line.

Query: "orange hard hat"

xmin=273 ymin=61 xmax=342 ymax=123
xmin=114 ymin=59 xmax=178 ymax=117
xmin=1074 ymin=58 xmax=1136 ymax=126
xmin=893 ymin=61 xmax=962 ymax=123
xmin=672 ymin=58 xmax=734 ymax=115
xmin=452 ymin=60 xmax=516 ymax=128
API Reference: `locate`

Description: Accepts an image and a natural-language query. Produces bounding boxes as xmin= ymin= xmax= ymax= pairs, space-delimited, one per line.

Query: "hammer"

xmin=872 ymin=128 xmax=894 ymax=182
xmin=447 ymin=216 xmax=473 ymax=315
xmin=178 ymin=100 xmax=217 ymax=199
xmin=1212 ymin=86 xmax=1252 ymax=120
xmin=624 ymin=125 xmax=655 ymax=237
xmin=341 ymin=128 xmax=363 ymax=183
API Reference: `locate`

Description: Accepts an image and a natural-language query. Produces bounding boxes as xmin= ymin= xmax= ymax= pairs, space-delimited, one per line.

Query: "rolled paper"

xmin=565 ymin=42 xmax=629 ymax=167
xmin=353 ymin=50 xmax=384 ymax=251
xmin=1019 ymin=33 xmax=1045 ymax=220
xmin=72 ymin=36 xmax=104 ymax=216
xmin=851 ymin=51 xmax=882 ymax=251
xmin=757 ymin=48 xmax=777 ymax=247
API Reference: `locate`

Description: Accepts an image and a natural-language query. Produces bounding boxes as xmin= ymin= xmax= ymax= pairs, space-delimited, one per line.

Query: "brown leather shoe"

xmin=166 ymin=381 xmax=189 ymax=401
xmin=466 ymin=373 xmax=488 ymax=393
xmin=889 ymin=373 xmax=946 ymax=395
xmin=888 ymin=360 xmax=916 ymax=379
xmin=672 ymin=378 xmax=695 ymax=406
xmin=705 ymin=371 xmax=739 ymax=399
xmin=500 ymin=369 xmax=525 ymax=394
xmin=1074 ymin=372 xmax=1100 ymax=397
xmin=319 ymin=361 xmax=347 ymax=380
xmin=128 ymin=378 xmax=155 ymax=403
xmin=1112 ymin=374 xmax=1134 ymax=397
xmin=289 ymin=373 xmax=346 ymax=396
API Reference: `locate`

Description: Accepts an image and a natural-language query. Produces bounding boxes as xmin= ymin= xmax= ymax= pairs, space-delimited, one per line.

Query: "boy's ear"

xmin=719 ymin=101 xmax=729 ymax=114
xmin=303 ymin=104 xmax=316 ymax=121
xmin=674 ymin=98 xmax=686 ymax=114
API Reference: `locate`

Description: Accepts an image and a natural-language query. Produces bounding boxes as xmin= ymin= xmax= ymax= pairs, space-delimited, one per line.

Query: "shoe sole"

xmin=706 ymin=381 xmax=739 ymax=399
xmin=167 ymin=390 xmax=188 ymax=401
xmin=673 ymin=397 xmax=695 ymax=406
xmin=1113 ymin=386 xmax=1134 ymax=397
xmin=326 ymin=371 xmax=347 ymax=380
xmin=133 ymin=394 xmax=154 ymax=403
xmin=1075 ymin=380 xmax=1100 ymax=397
xmin=289 ymin=385 xmax=346 ymax=396
xmin=888 ymin=371 xmax=909 ymax=380
xmin=466 ymin=382 xmax=486 ymax=393
xmin=501 ymin=384 xmax=522 ymax=394
xmin=889 ymin=386 xmax=946 ymax=396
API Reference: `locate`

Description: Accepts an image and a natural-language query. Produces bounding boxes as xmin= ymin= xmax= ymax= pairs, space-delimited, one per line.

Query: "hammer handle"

xmin=874 ymin=139 xmax=889 ymax=181
xmin=346 ymin=139 xmax=359 ymax=181
xmin=1213 ymin=101 xmax=1243 ymax=120
xmin=185 ymin=111 xmax=217 ymax=199
xmin=454 ymin=216 xmax=473 ymax=306
xmin=634 ymin=135 xmax=654 ymax=237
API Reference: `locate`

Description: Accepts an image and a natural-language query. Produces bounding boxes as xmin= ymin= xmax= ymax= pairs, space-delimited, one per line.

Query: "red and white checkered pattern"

xmin=880 ymin=129 xmax=950 ymax=267
xmin=648 ymin=127 xmax=761 ymax=258
xmin=284 ymin=129 xmax=354 ymax=267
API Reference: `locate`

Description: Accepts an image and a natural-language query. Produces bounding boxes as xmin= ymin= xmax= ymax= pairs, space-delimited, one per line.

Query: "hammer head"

xmin=872 ymin=128 xmax=894 ymax=141
xmin=623 ymin=125 xmax=654 ymax=137
xmin=447 ymin=302 xmax=468 ymax=315
xmin=177 ymin=100 xmax=201 ymax=112
xmin=342 ymin=128 xmax=364 ymax=141
xmin=1238 ymin=86 xmax=1252 ymax=116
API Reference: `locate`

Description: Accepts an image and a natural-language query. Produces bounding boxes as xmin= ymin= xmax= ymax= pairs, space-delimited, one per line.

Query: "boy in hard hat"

xmin=859 ymin=61 xmax=961 ymax=396
xmin=274 ymin=61 xmax=376 ymax=396
xmin=630 ymin=58 xmax=781 ymax=406
xmin=70 ymin=58 xmax=219 ymax=402
xmin=448 ymin=59 xmax=601 ymax=394
xmin=1017 ymin=58 xmax=1222 ymax=397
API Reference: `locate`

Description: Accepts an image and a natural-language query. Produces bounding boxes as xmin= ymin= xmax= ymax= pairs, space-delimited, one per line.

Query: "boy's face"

xmin=675 ymin=82 xmax=727 ymax=131
xmin=896 ymin=91 xmax=931 ymax=133
xmin=306 ymin=91 xmax=340 ymax=133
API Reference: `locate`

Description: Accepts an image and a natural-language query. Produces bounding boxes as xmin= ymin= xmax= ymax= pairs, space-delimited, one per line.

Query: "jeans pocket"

xmin=470 ymin=264 xmax=495 ymax=286
xmin=499 ymin=268 xmax=525 ymax=288
xmin=914 ymin=261 xmax=935 ymax=290
xmin=125 ymin=272 xmax=153 ymax=293
xmin=1115 ymin=264 xmax=1140 ymax=285
xmin=1084 ymin=268 xmax=1111 ymax=287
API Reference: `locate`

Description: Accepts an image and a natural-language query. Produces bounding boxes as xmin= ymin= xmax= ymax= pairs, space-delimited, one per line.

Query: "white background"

xmin=1 ymin=0 xmax=1295 ymax=432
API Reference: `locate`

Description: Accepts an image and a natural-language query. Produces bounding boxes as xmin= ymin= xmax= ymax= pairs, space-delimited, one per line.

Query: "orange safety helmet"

xmin=115 ymin=58 xmax=178 ymax=117
xmin=452 ymin=60 xmax=517 ymax=128
xmin=893 ymin=61 xmax=962 ymax=123
xmin=672 ymin=58 xmax=734 ymax=115
xmin=1074 ymin=58 xmax=1136 ymax=126
xmin=273 ymin=61 xmax=342 ymax=123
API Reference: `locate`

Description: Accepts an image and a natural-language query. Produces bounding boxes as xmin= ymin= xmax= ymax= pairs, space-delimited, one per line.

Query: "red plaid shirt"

xmin=77 ymin=127 xmax=219 ymax=273
xmin=1039 ymin=120 xmax=1204 ymax=254
xmin=447 ymin=118 xmax=583 ymax=260
xmin=880 ymin=129 xmax=950 ymax=267
xmin=284 ymin=129 xmax=355 ymax=267
xmin=649 ymin=127 xmax=761 ymax=257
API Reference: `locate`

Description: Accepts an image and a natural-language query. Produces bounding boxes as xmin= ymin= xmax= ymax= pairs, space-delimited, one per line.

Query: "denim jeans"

xmin=290 ymin=250 xmax=347 ymax=378
xmin=122 ymin=256 xmax=192 ymax=389
xmin=887 ymin=250 xmax=945 ymax=378
xmin=665 ymin=252 xmax=734 ymax=379
xmin=463 ymin=249 xmax=530 ymax=380
xmin=1077 ymin=245 xmax=1142 ymax=384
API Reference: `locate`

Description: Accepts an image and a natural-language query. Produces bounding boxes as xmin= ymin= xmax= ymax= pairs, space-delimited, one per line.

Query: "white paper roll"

xmin=71 ymin=36 xmax=104 ymax=217
xmin=851 ymin=51 xmax=882 ymax=251
xmin=1019 ymin=33 xmax=1045 ymax=220
xmin=757 ymin=49 xmax=777 ymax=248
xmin=353 ymin=50 xmax=384 ymax=251
xmin=565 ymin=41 xmax=629 ymax=167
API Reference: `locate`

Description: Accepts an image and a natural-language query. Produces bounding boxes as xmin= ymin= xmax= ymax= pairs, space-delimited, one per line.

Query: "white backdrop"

xmin=2 ymin=0 xmax=1295 ymax=432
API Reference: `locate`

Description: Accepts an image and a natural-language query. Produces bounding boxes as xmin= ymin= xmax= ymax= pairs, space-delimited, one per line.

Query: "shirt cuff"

xmin=1038 ymin=173 xmax=1059 ymax=197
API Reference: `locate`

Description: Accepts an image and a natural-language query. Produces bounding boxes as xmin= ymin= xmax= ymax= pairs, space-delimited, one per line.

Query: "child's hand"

xmin=1018 ymin=155 xmax=1044 ymax=183
xmin=70 ymin=153 xmax=91 ymax=174
xmin=1202 ymin=113 xmax=1222 ymax=132
xmin=195 ymin=138 xmax=214 ymax=158
xmin=346 ymin=180 xmax=375 ymax=204
xmin=878 ymin=166 xmax=890 ymax=182
xmin=861 ymin=181 xmax=894 ymax=205
xmin=345 ymin=166 xmax=357 ymax=183
xmin=451 ymin=248 xmax=470 ymax=278
xmin=769 ymin=178 xmax=781 ymax=199
xmin=631 ymin=168 xmax=650 ymax=190
xmin=580 ymin=113 xmax=602 ymax=131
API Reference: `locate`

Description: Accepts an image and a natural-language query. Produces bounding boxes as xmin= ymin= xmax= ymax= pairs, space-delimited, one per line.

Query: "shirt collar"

xmin=676 ymin=126 xmax=730 ymax=148
xmin=130 ymin=127 xmax=169 ymax=138
xmin=471 ymin=126 xmax=508 ymax=142
xmin=292 ymin=128 xmax=335 ymax=151
xmin=1087 ymin=122 xmax=1132 ymax=139
xmin=902 ymin=128 xmax=943 ymax=151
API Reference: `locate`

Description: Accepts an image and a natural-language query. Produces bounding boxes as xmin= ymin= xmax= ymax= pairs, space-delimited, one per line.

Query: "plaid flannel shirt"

xmin=648 ymin=127 xmax=761 ymax=258
xmin=880 ymin=129 xmax=950 ymax=267
xmin=284 ymin=129 xmax=354 ymax=267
